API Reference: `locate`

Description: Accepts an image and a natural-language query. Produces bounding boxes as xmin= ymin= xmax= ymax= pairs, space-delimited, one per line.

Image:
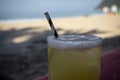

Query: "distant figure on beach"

xmin=111 ymin=5 xmax=118 ymax=14
xmin=102 ymin=6 xmax=110 ymax=14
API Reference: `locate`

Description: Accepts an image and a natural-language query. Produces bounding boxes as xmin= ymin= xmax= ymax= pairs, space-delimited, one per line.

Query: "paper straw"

xmin=44 ymin=12 xmax=58 ymax=38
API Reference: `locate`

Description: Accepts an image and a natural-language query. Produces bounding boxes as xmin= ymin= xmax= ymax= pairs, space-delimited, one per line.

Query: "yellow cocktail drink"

xmin=47 ymin=35 xmax=102 ymax=80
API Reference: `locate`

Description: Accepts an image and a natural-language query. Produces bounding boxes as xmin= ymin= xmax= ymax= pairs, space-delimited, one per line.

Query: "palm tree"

xmin=96 ymin=0 xmax=120 ymax=9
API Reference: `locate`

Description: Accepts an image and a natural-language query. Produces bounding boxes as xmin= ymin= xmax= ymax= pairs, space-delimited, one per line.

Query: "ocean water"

xmin=0 ymin=0 xmax=102 ymax=20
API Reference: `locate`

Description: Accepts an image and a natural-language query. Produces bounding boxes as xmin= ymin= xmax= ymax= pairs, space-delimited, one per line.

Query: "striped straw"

xmin=44 ymin=12 xmax=58 ymax=38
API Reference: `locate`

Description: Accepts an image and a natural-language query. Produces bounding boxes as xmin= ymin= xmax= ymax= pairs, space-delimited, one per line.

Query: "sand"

xmin=0 ymin=14 xmax=120 ymax=39
xmin=0 ymin=14 xmax=120 ymax=80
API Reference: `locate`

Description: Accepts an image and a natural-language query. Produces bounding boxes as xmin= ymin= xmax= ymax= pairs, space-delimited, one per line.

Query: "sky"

xmin=0 ymin=0 xmax=102 ymax=20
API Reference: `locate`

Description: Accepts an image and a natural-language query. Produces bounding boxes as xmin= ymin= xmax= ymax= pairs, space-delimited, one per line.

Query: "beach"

xmin=0 ymin=14 xmax=120 ymax=38
xmin=0 ymin=14 xmax=120 ymax=80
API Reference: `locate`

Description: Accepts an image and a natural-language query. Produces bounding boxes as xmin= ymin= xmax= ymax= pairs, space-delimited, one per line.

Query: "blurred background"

xmin=0 ymin=0 xmax=120 ymax=80
xmin=0 ymin=0 xmax=102 ymax=20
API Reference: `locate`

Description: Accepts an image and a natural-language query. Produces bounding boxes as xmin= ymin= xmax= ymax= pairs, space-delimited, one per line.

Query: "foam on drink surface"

xmin=47 ymin=35 xmax=102 ymax=49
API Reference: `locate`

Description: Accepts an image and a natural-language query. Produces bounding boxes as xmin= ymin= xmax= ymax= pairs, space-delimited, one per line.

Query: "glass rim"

xmin=47 ymin=34 xmax=102 ymax=49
